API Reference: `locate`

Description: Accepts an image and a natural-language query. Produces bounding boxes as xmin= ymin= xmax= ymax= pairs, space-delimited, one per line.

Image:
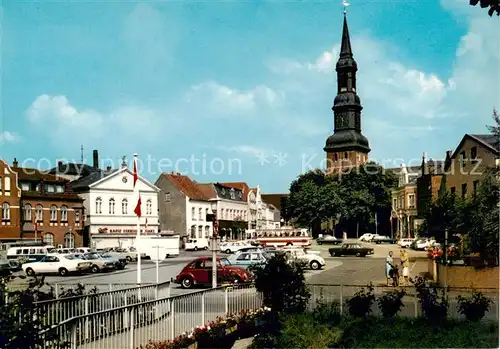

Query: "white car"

xmin=281 ymin=245 xmax=321 ymax=255
xmin=220 ymin=241 xmax=252 ymax=254
xmin=359 ymin=233 xmax=375 ymax=241
xmin=398 ymin=238 xmax=415 ymax=248
xmin=414 ymin=239 xmax=435 ymax=250
xmin=284 ymin=249 xmax=325 ymax=270
xmin=22 ymin=254 xmax=92 ymax=276
xmin=185 ymin=238 xmax=209 ymax=251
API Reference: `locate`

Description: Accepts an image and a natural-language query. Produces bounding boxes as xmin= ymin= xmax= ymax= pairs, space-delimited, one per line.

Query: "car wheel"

xmin=286 ymin=242 xmax=292 ymax=246
xmin=356 ymin=252 xmax=361 ymax=257
xmin=317 ymin=241 xmax=322 ymax=245
xmin=165 ymin=254 xmax=170 ymax=258
xmin=59 ymin=268 xmax=69 ymax=276
xmin=181 ymin=277 xmax=194 ymax=289
xmin=91 ymin=265 xmax=100 ymax=273
xmin=126 ymin=256 xmax=132 ymax=262
xmin=194 ymin=247 xmax=198 ymax=251
xmin=225 ymin=249 xmax=232 ymax=254
xmin=204 ymin=246 xmax=208 ymax=250
xmin=310 ymin=261 xmax=320 ymax=270
xmin=26 ymin=268 xmax=35 ymax=276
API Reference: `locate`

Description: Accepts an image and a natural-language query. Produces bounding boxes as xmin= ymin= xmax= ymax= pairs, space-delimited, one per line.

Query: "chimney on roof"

xmin=13 ymin=158 xmax=18 ymax=168
xmin=93 ymin=150 xmax=99 ymax=169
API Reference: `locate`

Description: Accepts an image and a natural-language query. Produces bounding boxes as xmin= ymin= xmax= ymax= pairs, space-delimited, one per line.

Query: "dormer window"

xmin=46 ymin=184 xmax=55 ymax=193
xmin=230 ymin=189 xmax=235 ymax=200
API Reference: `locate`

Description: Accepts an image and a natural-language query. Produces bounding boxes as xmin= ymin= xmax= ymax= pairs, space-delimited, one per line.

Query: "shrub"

xmin=345 ymin=285 xmax=375 ymax=318
xmin=312 ymin=297 xmax=341 ymax=325
xmin=377 ymin=289 xmax=406 ymax=318
xmin=457 ymin=290 xmax=492 ymax=322
xmin=249 ymin=253 xmax=310 ymax=315
xmin=412 ymin=276 xmax=448 ymax=324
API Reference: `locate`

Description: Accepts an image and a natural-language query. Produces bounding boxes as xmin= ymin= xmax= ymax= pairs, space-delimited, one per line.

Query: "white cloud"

xmin=216 ymin=145 xmax=270 ymax=156
xmin=26 ymin=95 xmax=178 ymax=149
xmin=183 ymin=81 xmax=284 ymax=117
xmin=0 ymin=131 xmax=19 ymax=143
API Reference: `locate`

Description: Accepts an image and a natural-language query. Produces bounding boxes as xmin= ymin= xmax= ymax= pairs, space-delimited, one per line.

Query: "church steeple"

xmin=324 ymin=9 xmax=370 ymax=173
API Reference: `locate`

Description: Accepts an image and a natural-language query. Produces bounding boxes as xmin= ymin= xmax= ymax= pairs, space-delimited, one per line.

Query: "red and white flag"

xmin=134 ymin=195 xmax=142 ymax=217
xmin=133 ymin=156 xmax=139 ymax=188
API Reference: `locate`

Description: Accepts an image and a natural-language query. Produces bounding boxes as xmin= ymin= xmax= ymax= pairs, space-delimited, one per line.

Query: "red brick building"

xmin=0 ymin=159 xmax=22 ymax=241
xmin=1 ymin=158 xmax=85 ymax=247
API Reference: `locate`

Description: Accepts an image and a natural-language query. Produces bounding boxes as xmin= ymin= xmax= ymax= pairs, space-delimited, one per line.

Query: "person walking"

xmin=400 ymin=249 xmax=410 ymax=285
xmin=386 ymin=251 xmax=394 ymax=286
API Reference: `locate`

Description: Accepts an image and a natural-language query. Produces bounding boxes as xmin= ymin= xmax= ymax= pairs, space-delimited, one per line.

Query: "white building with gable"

xmin=71 ymin=162 xmax=160 ymax=249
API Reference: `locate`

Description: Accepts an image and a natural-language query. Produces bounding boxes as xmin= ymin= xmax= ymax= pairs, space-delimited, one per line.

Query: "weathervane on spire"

xmin=343 ymin=0 xmax=350 ymax=14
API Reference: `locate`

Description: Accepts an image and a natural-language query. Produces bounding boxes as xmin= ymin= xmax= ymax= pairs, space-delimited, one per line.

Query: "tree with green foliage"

xmin=469 ymin=0 xmax=500 ymax=16
xmin=286 ymin=162 xmax=396 ymax=236
xmin=486 ymin=109 xmax=500 ymax=137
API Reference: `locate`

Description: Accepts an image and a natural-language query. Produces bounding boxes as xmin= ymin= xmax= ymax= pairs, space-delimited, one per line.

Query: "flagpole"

xmin=134 ymin=154 xmax=142 ymax=288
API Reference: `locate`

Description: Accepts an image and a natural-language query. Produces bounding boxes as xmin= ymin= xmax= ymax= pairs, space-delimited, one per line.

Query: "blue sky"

xmin=1 ymin=0 xmax=499 ymax=193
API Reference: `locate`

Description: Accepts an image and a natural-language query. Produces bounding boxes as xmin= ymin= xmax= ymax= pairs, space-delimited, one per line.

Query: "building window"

xmin=4 ymin=177 xmax=10 ymax=191
xmin=473 ymin=180 xmax=479 ymax=195
xmin=46 ymin=184 xmax=55 ymax=193
xmin=2 ymin=203 xmax=10 ymax=221
xmin=109 ymin=198 xmax=115 ymax=214
xmin=64 ymin=233 xmax=75 ymax=248
xmin=334 ymin=154 xmax=338 ymax=161
xmin=198 ymin=208 xmax=202 ymax=220
xmin=165 ymin=193 xmax=171 ymax=202
xmin=470 ymin=146 xmax=477 ymax=162
xmin=192 ymin=207 xmax=196 ymax=220
xmin=122 ymin=199 xmax=128 ymax=214
xmin=198 ymin=225 xmax=203 ymax=238
xmin=204 ymin=225 xmax=209 ymax=238
xmin=450 ymin=187 xmax=456 ymax=195
xmin=24 ymin=204 xmax=32 ymax=221
xmin=95 ymin=198 xmax=102 ymax=214
xmin=146 ymin=199 xmax=152 ymax=215
xmin=75 ymin=211 xmax=80 ymax=223
xmin=205 ymin=208 xmax=209 ymax=219
xmin=408 ymin=194 xmax=415 ymax=208
xmin=43 ymin=233 xmax=54 ymax=246
xmin=36 ymin=204 xmax=43 ymax=221
xmin=50 ymin=205 xmax=57 ymax=221
xmin=344 ymin=152 xmax=348 ymax=159
xmin=21 ymin=183 xmax=30 ymax=191
xmin=190 ymin=225 xmax=196 ymax=238
xmin=0 ymin=177 xmax=2 ymax=190
xmin=460 ymin=151 xmax=466 ymax=168
xmin=61 ymin=206 xmax=68 ymax=222
xmin=392 ymin=198 xmax=397 ymax=209
xmin=230 ymin=189 xmax=235 ymax=200
xmin=461 ymin=183 xmax=467 ymax=199
xmin=56 ymin=185 xmax=64 ymax=193
xmin=220 ymin=208 xmax=224 ymax=219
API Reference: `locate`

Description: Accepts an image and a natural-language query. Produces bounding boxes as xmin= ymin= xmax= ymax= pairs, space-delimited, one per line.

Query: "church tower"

xmin=324 ymin=12 xmax=370 ymax=174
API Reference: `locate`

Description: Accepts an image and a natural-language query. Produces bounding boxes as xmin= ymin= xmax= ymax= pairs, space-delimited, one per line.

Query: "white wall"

xmin=216 ymin=199 xmax=248 ymax=222
xmin=186 ymin=199 xmax=213 ymax=238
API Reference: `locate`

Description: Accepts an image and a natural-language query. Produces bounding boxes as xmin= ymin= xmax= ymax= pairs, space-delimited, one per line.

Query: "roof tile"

xmin=165 ymin=173 xmax=210 ymax=200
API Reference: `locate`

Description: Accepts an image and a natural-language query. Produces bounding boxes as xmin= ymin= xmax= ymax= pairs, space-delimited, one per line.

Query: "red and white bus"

xmin=250 ymin=228 xmax=312 ymax=247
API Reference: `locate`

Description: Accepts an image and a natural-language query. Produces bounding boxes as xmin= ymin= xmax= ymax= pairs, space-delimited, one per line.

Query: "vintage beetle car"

xmin=173 ymin=257 xmax=253 ymax=289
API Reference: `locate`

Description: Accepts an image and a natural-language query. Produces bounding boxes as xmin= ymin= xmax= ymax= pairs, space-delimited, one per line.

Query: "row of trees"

xmin=281 ymin=163 xmax=397 ymax=237
xmin=470 ymin=0 xmax=500 ymax=16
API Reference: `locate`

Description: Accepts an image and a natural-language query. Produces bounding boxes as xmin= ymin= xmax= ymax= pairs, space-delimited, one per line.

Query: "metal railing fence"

xmin=34 ymin=282 xmax=172 ymax=327
xmin=40 ymin=284 xmax=262 ymax=349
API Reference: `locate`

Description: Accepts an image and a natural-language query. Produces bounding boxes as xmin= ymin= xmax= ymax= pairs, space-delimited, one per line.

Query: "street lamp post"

xmin=210 ymin=202 xmax=218 ymax=289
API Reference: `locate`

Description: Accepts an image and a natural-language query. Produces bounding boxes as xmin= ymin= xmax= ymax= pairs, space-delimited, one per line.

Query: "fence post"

xmin=339 ymin=285 xmax=343 ymax=315
xmin=170 ymin=300 xmax=175 ymax=341
xmin=129 ymin=308 xmax=135 ymax=349
xmin=201 ymin=293 xmax=205 ymax=325
xmin=71 ymin=322 xmax=77 ymax=349
xmin=124 ymin=293 xmax=129 ymax=327
xmin=84 ymin=297 xmax=89 ymax=339
xmin=224 ymin=287 xmax=229 ymax=315
xmin=55 ymin=284 xmax=60 ymax=299
xmin=109 ymin=284 xmax=114 ymax=309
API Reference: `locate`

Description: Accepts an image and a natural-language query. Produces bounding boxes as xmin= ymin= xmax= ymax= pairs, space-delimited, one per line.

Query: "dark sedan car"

xmin=329 ymin=243 xmax=374 ymax=257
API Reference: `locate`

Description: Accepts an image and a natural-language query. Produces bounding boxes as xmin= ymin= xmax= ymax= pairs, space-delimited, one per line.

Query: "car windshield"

xmin=220 ymin=258 xmax=231 ymax=266
xmin=100 ymin=253 xmax=113 ymax=258
xmin=85 ymin=253 xmax=100 ymax=260
xmin=64 ymin=255 xmax=78 ymax=260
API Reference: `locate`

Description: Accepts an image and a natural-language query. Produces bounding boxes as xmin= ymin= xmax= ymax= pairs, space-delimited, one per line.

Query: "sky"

xmin=1 ymin=0 xmax=499 ymax=193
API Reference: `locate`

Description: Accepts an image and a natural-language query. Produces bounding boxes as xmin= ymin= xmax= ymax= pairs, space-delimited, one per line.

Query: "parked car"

xmin=80 ymin=253 xmax=119 ymax=273
xmin=281 ymin=245 xmax=321 ymax=255
xmin=329 ymin=243 xmax=374 ymax=257
xmin=412 ymin=238 xmax=435 ymax=250
xmin=317 ymin=235 xmax=343 ymax=245
xmin=373 ymin=236 xmax=397 ymax=244
xmin=398 ymin=238 xmax=415 ymax=248
xmin=22 ymin=254 xmax=92 ymax=276
xmin=227 ymin=251 xmax=269 ymax=270
xmin=99 ymin=252 xmax=128 ymax=269
xmin=220 ymin=241 xmax=253 ymax=254
xmin=0 ymin=259 xmax=11 ymax=277
xmin=185 ymin=238 xmax=209 ymax=251
xmin=173 ymin=257 xmax=253 ymax=289
xmin=358 ymin=233 xmax=375 ymax=242
xmin=284 ymin=249 xmax=326 ymax=270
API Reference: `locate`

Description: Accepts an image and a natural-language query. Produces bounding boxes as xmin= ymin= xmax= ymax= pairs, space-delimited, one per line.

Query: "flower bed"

xmin=138 ymin=308 xmax=271 ymax=349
